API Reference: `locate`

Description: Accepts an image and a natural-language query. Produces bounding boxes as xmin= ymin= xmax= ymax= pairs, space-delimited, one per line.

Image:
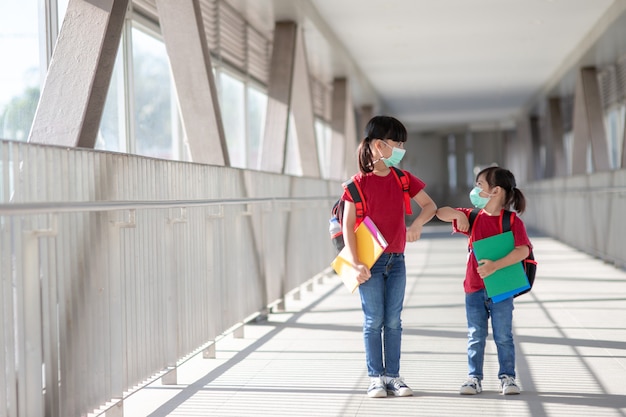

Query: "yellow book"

xmin=331 ymin=216 xmax=388 ymax=293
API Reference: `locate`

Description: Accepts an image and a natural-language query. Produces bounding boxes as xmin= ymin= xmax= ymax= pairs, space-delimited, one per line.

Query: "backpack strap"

xmin=390 ymin=167 xmax=413 ymax=215
xmin=343 ymin=177 xmax=366 ymax=220
xmin=468 ymin=208 xmax=480 ymax=234
xmin=468 ymin=208 xmax=481 ymax=248
xmin=500 ymin=209 xmax=515 ymax=233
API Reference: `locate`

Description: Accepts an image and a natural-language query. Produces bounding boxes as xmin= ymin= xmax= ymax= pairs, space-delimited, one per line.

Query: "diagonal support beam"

xmin=155 ymin=0 xmax=228 ymax=166
xmin=571 ymin=67 xmax=610 ymax=174
xmin=29 ymin=0 xmax=129 ymax=147
xmin=260 ymin=21 xmax=319 ymax=176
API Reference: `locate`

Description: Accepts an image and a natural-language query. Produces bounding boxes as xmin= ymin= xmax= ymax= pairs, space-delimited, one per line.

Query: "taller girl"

xmin=341 ymin=115 xmax=437 ymax=398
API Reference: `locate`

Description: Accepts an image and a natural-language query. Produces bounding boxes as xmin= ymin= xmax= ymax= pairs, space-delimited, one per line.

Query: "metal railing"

xmin=523 ymin=170 xmax=626 ymax=268
xmin=0 ymin=140 xmax=341 ymax=417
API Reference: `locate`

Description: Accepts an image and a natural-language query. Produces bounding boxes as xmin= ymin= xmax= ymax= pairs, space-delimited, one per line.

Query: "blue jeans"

xmin=358 ymin=253 xmax=406 ymax=378
xmin=465 ymin=289 xmax=515 ymax=380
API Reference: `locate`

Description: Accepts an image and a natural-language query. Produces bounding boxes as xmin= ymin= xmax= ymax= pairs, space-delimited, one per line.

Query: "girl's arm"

xmin=436 ymin=207 xmax=469 ymax=232
xmin=406 ymin=190 xmax=437 ymax=242
xmin=342 ymin=201 xmax=372 ymax=283
xmin=476 ymin=245 xmax=530 ymax=278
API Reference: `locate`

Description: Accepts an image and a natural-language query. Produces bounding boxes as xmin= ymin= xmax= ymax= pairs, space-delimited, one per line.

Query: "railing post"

xmin=107 ymin=210 xmax=136 ymax=417
xmin=20 ymin=217 xmax=57 ymax=416
xmin=162 ymin=208 xmax=187 ymax=385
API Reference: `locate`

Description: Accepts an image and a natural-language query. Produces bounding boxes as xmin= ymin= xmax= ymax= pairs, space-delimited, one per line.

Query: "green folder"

xmin=471 ymin=231 xmax=530 ymax=303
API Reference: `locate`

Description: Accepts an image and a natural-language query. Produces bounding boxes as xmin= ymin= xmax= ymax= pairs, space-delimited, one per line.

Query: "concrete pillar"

xmin=513 ymin=117 xmax=532 ymax=183
xmin=546 ymin=97 xmax=566 ymax=177
xmin=529 ymin=115 xmax=542 ymax=180
xmin=358 ymin=105 xmax=373 ymax=141
xmin=330 ymin=78 xmax=357 ymax=179
xmin=571 ymin=67 xmax=610 ymax=174
xmin=260 ymin=21 xmax=319 ymax=177
xmin=29 ymin=0 xmax=129 ymax=147
xmin=156 ymin=0 xmax=228 ymax=166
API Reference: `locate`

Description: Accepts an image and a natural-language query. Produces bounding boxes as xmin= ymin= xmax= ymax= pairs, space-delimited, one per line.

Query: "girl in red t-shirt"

xmin=436 ymin=166 xmax=531 ymax=396
xmin=342 ymin=115 xmax=437 ymax=398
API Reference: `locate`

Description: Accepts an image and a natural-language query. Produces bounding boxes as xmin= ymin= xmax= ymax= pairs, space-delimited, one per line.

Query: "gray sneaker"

xmin=500 ymin=375 xmax=521 ymax=395
xmin=386 ymin=377 xmax=414 ymax=397
xmin=367 ymin=376 xmax=387 ymax=398
xmin=460 ymin=377 xmax=482 ymax=395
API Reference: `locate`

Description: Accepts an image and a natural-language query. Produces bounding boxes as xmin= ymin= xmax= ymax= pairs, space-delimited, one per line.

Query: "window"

xmin=0 ymin=0 xmax=41 ymax=141
xmin=284 ymin=112 xmax=302 ymax=176
xmin=464 ymin=131 xmax=474 ymax=188
xmin=215 ymin=67 xmax=269 ymax=170
xmin=132 ymin=26 xmax=179 ymax=159
xmin=96 ymin=41 xmax=126 ymax=152
xmin=95 ymin=19 xmax=187 ymax=161
xmin=447 ymin=134 xmax=457 ymax=190
xmin=247 ymin=85 xmax=267 ymax=169
xmin=315 ymin=118 xmax=332 ymax=178
xmin=604 ymin=104 xmax=625 ymax=169
xmin=563 ymin=131 xmax=573 ymax=175
xmin=218 ymin=71 xmax=246 ymax=168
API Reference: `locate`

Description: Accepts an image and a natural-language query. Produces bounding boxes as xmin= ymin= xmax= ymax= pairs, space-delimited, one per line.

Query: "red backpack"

xmin=330 ymin=167 xmax=412 ymax=253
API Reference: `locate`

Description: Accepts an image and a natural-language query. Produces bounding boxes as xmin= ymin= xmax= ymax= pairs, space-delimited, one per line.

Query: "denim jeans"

xmin=358 ymin=253 xmax=406 ymax=378
xmin=465 ymin=289 xmax=515 ymax=380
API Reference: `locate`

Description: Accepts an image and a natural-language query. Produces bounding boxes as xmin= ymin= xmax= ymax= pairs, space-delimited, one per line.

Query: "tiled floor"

xmin=120 ymin=225 xmax=626 ymax=417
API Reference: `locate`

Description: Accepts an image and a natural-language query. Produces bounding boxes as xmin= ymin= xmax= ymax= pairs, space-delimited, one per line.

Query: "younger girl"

xmin=342 ymin=115 xmax=437 ymax=398
xmin=436 ymin=166 xmax=531 ymax=395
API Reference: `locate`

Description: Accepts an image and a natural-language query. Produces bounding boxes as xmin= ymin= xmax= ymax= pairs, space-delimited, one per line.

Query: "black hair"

xmin=476 ymin=166 xmax=526 ymax=214
xmin=357 ymin=115 xmax=407 ymax=173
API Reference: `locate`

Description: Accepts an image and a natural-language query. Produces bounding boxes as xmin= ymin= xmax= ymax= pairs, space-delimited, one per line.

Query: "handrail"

xmin=525 ymin=185 xmax=626 ymax=194
xmin=0 ymin=196 xmax=335 ymax=215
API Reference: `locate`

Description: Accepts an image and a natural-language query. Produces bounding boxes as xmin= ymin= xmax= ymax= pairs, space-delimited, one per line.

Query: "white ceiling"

xmin=231 ymin=0 xmax=622 ymax=132
xmin=304 ymin=0 xmax=617 ymax=133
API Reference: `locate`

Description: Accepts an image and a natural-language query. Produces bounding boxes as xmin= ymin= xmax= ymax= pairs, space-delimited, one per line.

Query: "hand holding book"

xmin=331 ymin=216 xmax=388 ymax=293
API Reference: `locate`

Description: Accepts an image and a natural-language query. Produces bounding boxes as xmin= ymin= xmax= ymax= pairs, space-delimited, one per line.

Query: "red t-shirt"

xmin=341 ymin=170 xmax=425 ymax=253
xmin=453 ymin=208 xmax=532 ymax=294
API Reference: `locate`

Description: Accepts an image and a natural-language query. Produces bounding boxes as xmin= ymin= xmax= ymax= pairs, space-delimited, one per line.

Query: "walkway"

xmin=120 ymin=225 xmax=626 ymax=417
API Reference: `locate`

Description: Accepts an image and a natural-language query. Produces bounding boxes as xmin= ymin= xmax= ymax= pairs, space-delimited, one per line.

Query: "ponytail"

xmin=510 ymin=187 xmax=526 ymax=214
xmin=357 ymin=137 xmax=375 ymax=173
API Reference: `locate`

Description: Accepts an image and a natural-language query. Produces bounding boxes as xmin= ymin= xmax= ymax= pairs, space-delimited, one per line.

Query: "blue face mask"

xmin=381 ymin=142 xmax=406 ymax=167
xmin=469 ymin=186 xmax=491 ymax=208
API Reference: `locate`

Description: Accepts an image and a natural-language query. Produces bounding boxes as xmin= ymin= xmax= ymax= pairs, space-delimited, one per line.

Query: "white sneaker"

xmin=460 ymin=377 xmax=482 ymax=395
xmin=367 ymin=376 xmax=387 ymax=398
xmin=386 ymin=377 xmax=414 ymax=396
xmin=500 ymin=375 xmax=521 ymax=395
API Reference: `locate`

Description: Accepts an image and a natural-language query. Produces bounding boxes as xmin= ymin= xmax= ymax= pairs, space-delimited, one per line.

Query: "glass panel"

xmin=132 ymin=26 xmax=176 ymax=159
xmin=0 ymin=0 xmax=41 ymax=141
xmin=464 ymin=131 xmax=474 ymax=188
xmin=447 ymin=134 xmax=457 ymax=190
xmin=604 ymin=105 xmax=625 ymax=169
xmin=284 ymin=112 xmax=302 ymax=176
xmin=57 ymin=0 xmax=69 ymax=29
xmin=315 ymin=119 xmax=331 ymax=178
xmin=96 ymin=39 xmax=126 ymax=152
xmin=219 ymin=71 xmax=246 ymax=168
xmin=563 ymin=131 xmax=573 ymax=175
xmin=247 ymin=85 xmax=267 ymax=170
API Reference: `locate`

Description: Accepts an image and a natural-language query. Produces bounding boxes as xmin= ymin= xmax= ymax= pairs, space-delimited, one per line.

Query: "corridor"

xmin=120 ymin=225 xmax=626 ymax=417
